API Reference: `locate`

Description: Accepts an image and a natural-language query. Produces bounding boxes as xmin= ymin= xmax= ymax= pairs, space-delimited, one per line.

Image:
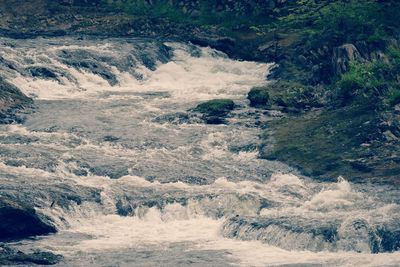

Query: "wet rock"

xmin=192 ymin=99 xmax=235 ymax=124
xmin=222 ymin=215 xmax=340 ymax=251
xmin=58 ymin=50 xmax=118 ymax=86
xmin=0 ymin=198 xmax=56 ymax=241
xmin=0 ymin=244 xmax=62 ymax=265
xmin=247 ymin=87 xmax=269 ymax=107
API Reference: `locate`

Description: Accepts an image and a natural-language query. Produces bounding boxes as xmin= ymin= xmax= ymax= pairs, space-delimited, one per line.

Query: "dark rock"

xmin=0 ymin=198 xmax=56 ymax=241
xmin=247 ymin=87 xmax=270 ymax=107
xmin=103 ymin=135 xmax=120 ymax=142
xmin=203 ymin=116 xmax=226 ymax=124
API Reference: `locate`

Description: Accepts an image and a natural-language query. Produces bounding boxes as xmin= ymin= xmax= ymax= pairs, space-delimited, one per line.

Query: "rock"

xmin=190 ymin=37 xmax=236 ymax=56
xmin=0 ymin=78 xmax=32 ymax=124
xmin=251 ymin=81 xmax=324 ymax=111
xmin=0 ymin=245 xmax=62 ymax=265
xmin=332 ymin=44 xmax=362 ymax=75
xmin=152 ymin=112 xmax=190 ymax=124
xmin=247 ymin=87 xmax=270 ymax=107
xmin=193 ymin=99 xmax=235 ymax=124
xmin=0 ymin=198 xmax=56 ymax=241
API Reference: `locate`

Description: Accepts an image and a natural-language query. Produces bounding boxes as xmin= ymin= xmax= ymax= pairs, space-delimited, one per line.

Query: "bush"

xmin=247 ymin=87 xmax=269 ymax=107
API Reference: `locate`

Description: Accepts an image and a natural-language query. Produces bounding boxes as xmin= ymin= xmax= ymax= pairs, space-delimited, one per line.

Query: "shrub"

xmin=247 ymin=87 xmax=269 ymax=107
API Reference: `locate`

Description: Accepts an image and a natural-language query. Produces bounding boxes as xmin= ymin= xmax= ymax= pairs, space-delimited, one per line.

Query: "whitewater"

xmin=0 ymin=37 xmax=399 ymax=266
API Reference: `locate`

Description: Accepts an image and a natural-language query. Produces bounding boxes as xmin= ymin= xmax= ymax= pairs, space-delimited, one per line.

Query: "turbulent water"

xmin=0 ymin=37 xmax=399 ymax=266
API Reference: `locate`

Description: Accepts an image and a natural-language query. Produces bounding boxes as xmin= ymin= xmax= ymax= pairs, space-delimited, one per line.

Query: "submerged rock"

xmin=0 ymin=245 xmax=62 ymax=265
xmin=193 ymin=99 xmax=235 ymax=124
xmin=0 ymin=198 xmax=56 ymax=241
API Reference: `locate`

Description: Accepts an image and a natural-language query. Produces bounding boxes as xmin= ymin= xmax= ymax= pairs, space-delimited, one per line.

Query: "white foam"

xmin=4 ymin=41 xmax=271 ymax=101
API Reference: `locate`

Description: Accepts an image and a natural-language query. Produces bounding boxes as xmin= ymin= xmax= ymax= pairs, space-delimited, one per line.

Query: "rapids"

xmin=0 ymin=37 xmax=399 ymax=266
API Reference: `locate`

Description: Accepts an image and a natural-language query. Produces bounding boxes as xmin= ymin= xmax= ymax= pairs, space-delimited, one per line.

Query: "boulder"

xmin=0 ymin=198 xmax=56 ymax=241
xmin=332 ymin=44 xmax=362 ymax=75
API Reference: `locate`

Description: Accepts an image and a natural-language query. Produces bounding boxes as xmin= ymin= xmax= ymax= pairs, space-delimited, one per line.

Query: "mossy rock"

xmin=248 ymin=87 xmax=269 ymax=107
xmin=251 ymin=81 xmax=324 ymax=111
xmin=194 ymin=99 xmax=235 ymax=116
xmin=193 ymin=99 xmax=235 ymax=124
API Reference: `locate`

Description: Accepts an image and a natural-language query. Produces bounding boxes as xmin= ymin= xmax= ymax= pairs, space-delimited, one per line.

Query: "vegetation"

xmin=247 ymin=87 xmax=269 ymax=107
xmin=332 ymin=46 xmax=400 ymax=107
xmin=101 ymin=0 xmax=278 ymax=32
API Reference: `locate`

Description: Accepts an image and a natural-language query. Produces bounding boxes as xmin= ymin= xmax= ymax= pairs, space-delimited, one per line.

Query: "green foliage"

xmin=276 ymin=0 xmax=392 ymax=46
xmin=335 ymin=61 xmax=379 ymax=105
xmin=387 ymin=90 xmax=400 ymax=106
xmin=334 ymin=48 xmax=400 ymax=107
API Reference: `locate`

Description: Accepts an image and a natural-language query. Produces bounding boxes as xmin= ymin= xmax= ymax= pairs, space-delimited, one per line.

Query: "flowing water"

xmin=0 ymin=37 xmax=399 ymax=266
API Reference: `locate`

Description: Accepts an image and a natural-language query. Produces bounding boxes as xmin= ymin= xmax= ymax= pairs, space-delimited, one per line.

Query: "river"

xmin=0 ymin=37 xmax=399 ymax=266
